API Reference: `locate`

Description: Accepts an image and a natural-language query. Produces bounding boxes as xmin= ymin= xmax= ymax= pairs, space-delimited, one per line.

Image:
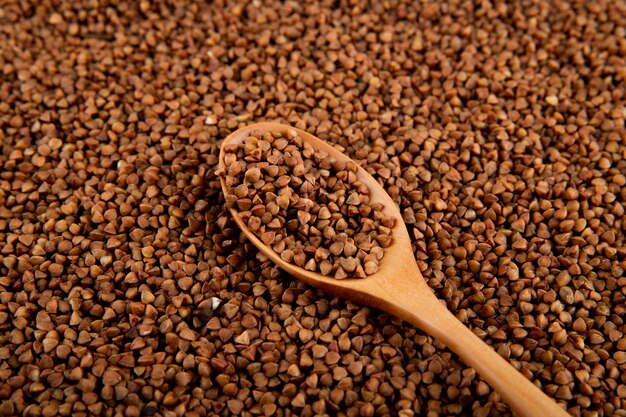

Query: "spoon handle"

xmin=385 ymin=283 xmax=571 ymax=417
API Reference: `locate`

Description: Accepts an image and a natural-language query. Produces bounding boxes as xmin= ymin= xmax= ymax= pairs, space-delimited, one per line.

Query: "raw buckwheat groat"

xmin=221 ymin=129 xmax=395 ymax=279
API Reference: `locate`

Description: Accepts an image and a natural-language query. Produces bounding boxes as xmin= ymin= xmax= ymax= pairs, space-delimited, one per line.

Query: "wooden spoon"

xmin=218 ymin=122 xmax=571 ymax=417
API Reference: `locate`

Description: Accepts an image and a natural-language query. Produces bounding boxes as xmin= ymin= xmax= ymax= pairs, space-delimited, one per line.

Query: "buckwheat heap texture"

xmin=1 ymin=1 xmax=626 ymax=417
xmin=221 ymin=130 xmax=395 ymax=279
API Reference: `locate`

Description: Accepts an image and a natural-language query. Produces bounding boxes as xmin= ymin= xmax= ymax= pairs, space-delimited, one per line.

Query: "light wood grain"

xmin=219 ymin=122 xmax=571 ymax=417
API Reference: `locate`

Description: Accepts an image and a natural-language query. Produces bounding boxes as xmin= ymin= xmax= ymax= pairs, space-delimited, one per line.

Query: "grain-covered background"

xmin=0 ymin=1 xmax=625 ymax=416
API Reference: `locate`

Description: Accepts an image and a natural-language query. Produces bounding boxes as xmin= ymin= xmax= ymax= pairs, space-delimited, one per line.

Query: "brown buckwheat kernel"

xmin=221 ymin=130 xmax=395 ymax=279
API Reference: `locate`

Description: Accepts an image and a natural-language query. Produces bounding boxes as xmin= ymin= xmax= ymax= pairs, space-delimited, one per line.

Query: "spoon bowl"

xmin=219 ymin=122 xmax=415 ymax=306
xmin=219 ymin=122 xmax=571 ymax=417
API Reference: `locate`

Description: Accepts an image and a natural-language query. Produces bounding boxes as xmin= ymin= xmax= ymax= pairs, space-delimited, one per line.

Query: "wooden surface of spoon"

xmin=219 ymin=122 xmax=571 ymax=417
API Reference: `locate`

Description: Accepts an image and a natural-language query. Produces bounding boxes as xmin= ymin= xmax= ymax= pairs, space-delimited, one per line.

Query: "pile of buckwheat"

xmin=0 ymin=1 xmax=625 ymax=417
xmin=221 ymin=129 xmax=395 ymax=279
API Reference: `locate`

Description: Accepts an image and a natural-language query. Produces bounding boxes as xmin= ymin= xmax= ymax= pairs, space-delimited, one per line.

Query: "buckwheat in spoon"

xmin=218 ymin=122 xmax=571 ymax=417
